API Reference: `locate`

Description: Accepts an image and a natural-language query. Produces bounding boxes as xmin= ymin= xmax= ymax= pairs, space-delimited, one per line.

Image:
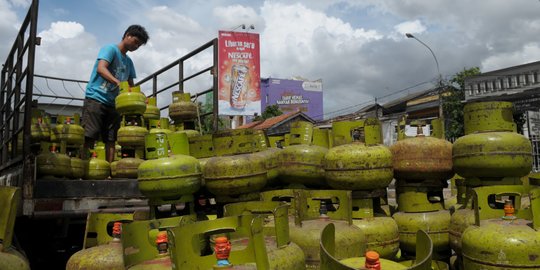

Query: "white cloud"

xmin=38 ymin=21 xmax=85 ymax=43
xmin=394 ymin=20 xmax=426 ymax=36
xmin=481 ymin=43 xmax=540 ymax=72
xmin=213 ymin=5 xmax=260 ymax=29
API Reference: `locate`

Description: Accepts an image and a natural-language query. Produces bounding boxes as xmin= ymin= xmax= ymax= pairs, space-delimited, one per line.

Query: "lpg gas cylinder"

xmin=116 ymin=157 xmax=145 ymax=178
xmin=286 ymin=190 xmax=366 ymax=268
xmin=86 ymin=151 xmax=110 ymax=179
xmin=168 ymin=91 xmax=197 ymax=122
xmin=143 ymin=96 xmax=160 ymax=123
xmin=117 ymin=116 xmax=148 ymax=147
xmin=51 ymin=114 xmax=85 ymax=145
xmin=149 ymin=118 xmax=172 ymax=135
xmin=461 ymin=186 xmax=540 ymax=269
xmin=66 ymin=222 xmax=124 ymax=270
xmin=325 ymin=118 xmax=393 ymax=190
xmin=252 ymin=130 xmax=281 ymax=186
xmin=31 ymin=109 xmax=50 ymax=142
xmin=115 ymin=82 xmax=147 ymax=115
xmin=453 ymin=101 xmax=532 ymax=179
xmin=223 ymin=201 xmax=306 ymax=270
xmin=138 ymin=133 xmax=201 ymax=202
xmin=203 ymin=129 xmax=267 ymax=196
xmin=278 ymin=121 xmax=328 ymax=188
xmin=390 ymin=125 xmax=453 ymax=182
xmin=36 ymin=143 xmax=71 ymax=178
xmin=71 ymin=156 xmax=86 ymax=179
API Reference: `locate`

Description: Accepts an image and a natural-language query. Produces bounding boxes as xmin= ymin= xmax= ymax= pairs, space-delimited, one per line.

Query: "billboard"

xmin=261 ymin=78 xmax=323 ymax=121
xmin=217 ymin=31 xmax=261 ymax=116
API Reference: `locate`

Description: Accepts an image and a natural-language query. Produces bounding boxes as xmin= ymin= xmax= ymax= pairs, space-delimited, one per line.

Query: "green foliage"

xmin=254 ymin=105 xmax=283 ymax=121
xmin=442 ymin=67 xmax=481 ymax=139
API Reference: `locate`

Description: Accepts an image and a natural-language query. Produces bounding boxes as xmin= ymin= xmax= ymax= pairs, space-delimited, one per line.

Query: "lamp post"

xmin=405 ymin=33 xmax=444 ymax=121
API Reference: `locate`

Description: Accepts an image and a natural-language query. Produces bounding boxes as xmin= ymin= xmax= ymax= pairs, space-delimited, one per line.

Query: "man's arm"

xmin=96 ymin=59 xmax=120 ymax=87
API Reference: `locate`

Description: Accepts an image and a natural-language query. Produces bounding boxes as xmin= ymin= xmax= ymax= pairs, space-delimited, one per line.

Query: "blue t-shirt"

xmin=85 ymin=44 xmax=136 ymax=107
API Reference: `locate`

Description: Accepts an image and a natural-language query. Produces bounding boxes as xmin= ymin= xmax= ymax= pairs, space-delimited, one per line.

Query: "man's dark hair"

xmin=123 ymin=25 xmax=149 ymax=45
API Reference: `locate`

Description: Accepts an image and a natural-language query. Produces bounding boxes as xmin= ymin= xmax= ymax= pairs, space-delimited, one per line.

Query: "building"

xmin=260 ymin=77 xmax=323 ymax=121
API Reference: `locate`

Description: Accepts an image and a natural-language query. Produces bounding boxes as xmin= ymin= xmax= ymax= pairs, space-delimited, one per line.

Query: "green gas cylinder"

xmin=66 ymin=222 xmax=124 ymax=270
xmin=461 ymin=186 xmax=540 ymax=269
xmin=0 ymin=187 xmax=30 ymax=270
xmin=138 ymin=133 xmax=201 ymax=202
xmin=144 ymin=96 xmax=160 ymax=123
xmin=123 ymin=215 xmax=197 ymax=269
xmin=168 ymin=91 xmax=197 ymax=122
xmin=86 ymin=152 xmax=111 ymax=180
xmin=117 ymin=116 xmax=148 ymax=147
xmin=393 ymin=210 xmax=451 ymax=259
xmin=223 ymin=201 xmax=306 ymax=270
xmin=453 ymin=101 xmax=532 ymax=179
xmin=51 ymin=114 xmax=85 ymax=145
xmin=71 ymin=156 xmax=87 ymax=179
xmin=351 ymin=199 xmax=399 ymax=259
xmin=36 ymin=142 xmax=71 ymax=178
xmin=203 ymin=129 xmax=267 ymax=196
xmin=252 ymin=130 xmax=281 ymax=186
xmin=116 ymin=158 xmax=145 ymax=178
xmin=390 ymin=126 xmax=453 ymax=182
xmin=325 ymin=119 xmax=393 ymax=190
xmin=278 ymin=121 xmax=328 ymax=188
xmin=149 ymin=118 xmax=172 ymax=135
xmin=115 ymin=83 xmax=147 ymax=115
xmin=31 ymin=109 xmax=50 ymax=142
xmin=266 ymin=189 xmax=366 ymax=268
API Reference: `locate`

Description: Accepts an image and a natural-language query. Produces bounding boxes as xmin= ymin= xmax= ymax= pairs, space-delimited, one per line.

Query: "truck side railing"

xmin=135 ymin=38 xmax=219 ymax=132
xmin=0 ymin=0 xmax=39 ymax=190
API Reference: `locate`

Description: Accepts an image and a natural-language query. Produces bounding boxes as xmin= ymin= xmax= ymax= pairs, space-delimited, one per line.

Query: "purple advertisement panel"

xmin=261 ymin=78 xmax=323 ymax=121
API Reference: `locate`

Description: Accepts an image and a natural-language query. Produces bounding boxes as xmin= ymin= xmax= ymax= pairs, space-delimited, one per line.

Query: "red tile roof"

xmin=237 ymin=111 xmax=302 ymax=130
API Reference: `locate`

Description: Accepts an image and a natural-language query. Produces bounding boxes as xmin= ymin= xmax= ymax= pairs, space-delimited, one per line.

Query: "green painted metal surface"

xmin=391 ymin=136 xmax=452 ymax=182
xmin=118 ymin=116 xmax=148 ymax=147
xmin=352 ymin=216 xmax=400 ymax=259
xmin=461 ymin=187 xmax=540 ymax=269
xmin=149 ymin=118 xmax=172 ymax=135
xmin=83 ymin=213 xmax=134 ymax=249
xmin=31 ymin=108 xmax=50 ymax=142
xmin=37 ymin=142 xmax=72 ymax=178
xmin=86 ymin=156 xmax=110 ymax=179
xmin=203 ymin=153 xmax=267 ymax=196
xmin=277 ymin=144 xmax=328 ymax=187
xmin=189 ymin=134 xmax=215 ymax=159
xmin=0 ymin=248 xmax=31 ymax=270
xmin=223 ymin=201 xmax=306 ymax=269
xmin=70 ymin=157 xmax=86 ymax=179
xmin=138 ymin=154 xmax=202 ymax=201
xmin=430 ymin=119 xmax=445 ymax=139
xmin=145 ymin=133 xmax=169 ymax=160
xmin=392 ymin=210 xmax=451 ymax=258
xmin=289 ymin=121 xmax=314 ymax=145
xmin=122 ymin=215 xmax=196 ymax=268
xmin=168 ymin=215 xmax=270 ymax=270
xmin=312 ymin=128 xmax=330 ymax=148
xmin=463 ymin=101 xmax=515 ymax=135
xmin=116 ymin=157 xmax=145 ymax=178
xmin=453 ymin=131 xmax=532 ymax=179
xmin=213 ymin=129 xmax=255 ymax=156
xmin=115 ymin=83 xmax=147 ymax=115
xmin=143 ymin=96 xmax=160 ymax=122
xmin=169 ymin=91 xmax=197 ymax=122
xmin=395 ymin=184 xmax=445 ymax=213
xmin=320 ymin=223 xmax=434 ymax=270
xmin=448 ymin=209 xmax=474 ymax=257
xmin=324 ymin=142 xmax=393 ymax=190
xmin=168 ymin=132 xmax=190 ymax=156
xmin=67 ymin=239 xmax=124 ymax=270
xmin=50 ymin=114 xmax=85 ymax=145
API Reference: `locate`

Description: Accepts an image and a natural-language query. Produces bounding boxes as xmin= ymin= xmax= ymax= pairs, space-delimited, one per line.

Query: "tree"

xmin=442 ymin=67 xmax=481 ymax=139
xmin=254 ymin=105 xmax=283 ymax=121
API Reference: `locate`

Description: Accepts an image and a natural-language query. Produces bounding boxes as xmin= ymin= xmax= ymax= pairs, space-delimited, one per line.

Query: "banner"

xmin=217 ymin=31 xmax=261 ymax=116
xmin=261 ymin=78 xmax=323 ymax=121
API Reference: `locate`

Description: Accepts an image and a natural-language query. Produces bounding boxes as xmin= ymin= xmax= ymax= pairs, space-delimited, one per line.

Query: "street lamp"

xmin=405 ymin=33 xmax=444 ymax=123
xmin=405 ymin=33 xmax=441 ymax=83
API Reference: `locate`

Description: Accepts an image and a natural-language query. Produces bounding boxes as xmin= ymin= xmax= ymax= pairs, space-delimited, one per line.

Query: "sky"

xmin=2 ymin=0 xmax=540 ymax=120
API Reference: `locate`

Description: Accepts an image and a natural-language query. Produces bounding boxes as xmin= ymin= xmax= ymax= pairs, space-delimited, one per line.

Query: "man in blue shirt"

xmin=82 ymin=25 xmax=149 ymax=163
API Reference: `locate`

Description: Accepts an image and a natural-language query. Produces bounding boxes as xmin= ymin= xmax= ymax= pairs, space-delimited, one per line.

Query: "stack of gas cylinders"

xmin=59 ymin=95 xmax=540 ymax=269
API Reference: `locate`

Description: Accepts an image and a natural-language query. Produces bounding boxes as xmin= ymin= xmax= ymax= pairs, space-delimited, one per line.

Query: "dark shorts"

xmin=81 ymin=98 xmax=120 ymax=143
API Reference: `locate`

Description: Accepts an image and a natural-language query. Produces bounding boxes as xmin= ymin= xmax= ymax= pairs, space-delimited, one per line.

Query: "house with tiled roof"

xmin=237 ymin=110 xmax=315 ymax=135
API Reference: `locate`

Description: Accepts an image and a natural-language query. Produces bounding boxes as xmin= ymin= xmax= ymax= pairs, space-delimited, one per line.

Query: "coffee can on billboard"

xmin=229 ymin=64 xmax=249 ymax=110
